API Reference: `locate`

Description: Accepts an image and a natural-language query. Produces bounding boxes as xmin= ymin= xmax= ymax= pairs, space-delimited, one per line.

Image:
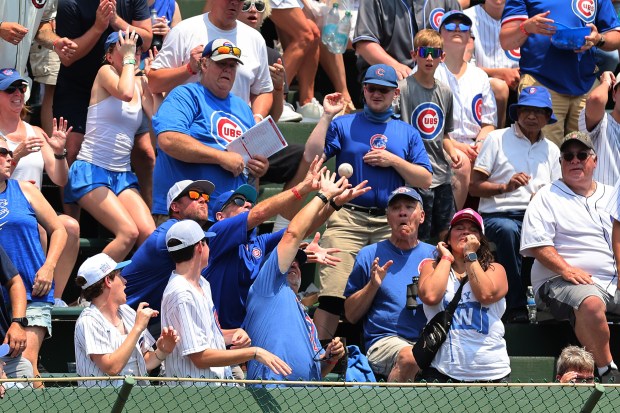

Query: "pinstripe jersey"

xmin=74 ymin=304 xmax=155 ymax=387
xmin=578 ymin=110 xmax=620 ymax=187
xmin=607 ymin=181 xmax=620 ymax=221
xmin=464 ymin=5 xmax=519 ymax=70
xmin=161 ymin=273 xmax=232 ymax=384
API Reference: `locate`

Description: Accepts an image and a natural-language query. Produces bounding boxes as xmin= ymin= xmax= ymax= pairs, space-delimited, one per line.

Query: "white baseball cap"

xmin=166 ymin=219 xmax=216 ymax=252
xmin=166 ymin=179 xmax=215 ymax=211
xmin=77 ymin=253 xmax=131 ymax=289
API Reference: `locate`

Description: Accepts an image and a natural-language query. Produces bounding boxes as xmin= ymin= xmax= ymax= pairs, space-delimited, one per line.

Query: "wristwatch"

xmin=54 ymin=148 xmax=67 ymax=160
xmin=12 ymin=317 xmax=28 ymax=328
xmin=465 ymin=252 xmax=478 ymax=262
xmin=596 ymin=34 xmax=606 ymax=48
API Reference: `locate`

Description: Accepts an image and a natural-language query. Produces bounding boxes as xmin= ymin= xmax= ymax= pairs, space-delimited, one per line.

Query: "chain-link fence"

xmin=1 ymin=377 xmax=619 ymax=412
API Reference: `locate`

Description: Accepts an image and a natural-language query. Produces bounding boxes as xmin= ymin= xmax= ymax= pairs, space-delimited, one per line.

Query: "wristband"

xmin=519 ymin=21 xmax=530 ymax=37
xmin=54 ymin=149 xmax=67 ymax=160
xmin=291 ymin=187 xmax=302 ymax=200
xmin=315 ymin=192 xmax=329 ymax=204
xmin=122 ymin=58 xmax=136 ymax=66
xmin=329 ymin=199 xmax=342 ymax=211
xmin=186 ymin=62 xmax=197 ymax=75
xmin=52 ymin=37 xmax=60 ymax=51
xmin=154 ymin=350 xmax=166 ymax=361
xmin=253 ymin=348 xmax=258 ymax=359
xmin=254 ymin=113 xmax=264 ymax=121
xmin=441 ymin=255 xmax=454 ymax=263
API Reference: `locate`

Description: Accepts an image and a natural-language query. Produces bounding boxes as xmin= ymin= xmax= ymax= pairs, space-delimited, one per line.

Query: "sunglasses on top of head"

xmin=210 ymin=45 xmax=242 ymax=59
xmin=561 ymin=151 xmax=592 ymax=162
xmin=2 ymin=83 xmax=27 ymax=94
xmin=443 ymin=22 xmax=471 ymax=32
xmin=416 ymin=46 xmax=443 ymax=59
xmin=242 ymin=0 xmax=266 ymax=12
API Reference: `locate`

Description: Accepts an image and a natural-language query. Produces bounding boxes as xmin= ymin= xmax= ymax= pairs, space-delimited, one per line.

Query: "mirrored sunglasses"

xmin=561 ymin=151 xmax=592 ymax=162
xmin=187 ymin=190 xmax=210 ymax=202
xmin=416 ymin=46 xmax=443 ymax=59
xmin=242 ymin=0 xmax=266 ymax=12
xmin=443 ymin=22 xmax=471 ymax=32
xmin=210 ymin=45 xmax=242 ymax=59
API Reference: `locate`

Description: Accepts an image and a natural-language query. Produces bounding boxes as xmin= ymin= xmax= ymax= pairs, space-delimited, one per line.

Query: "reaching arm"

xmin=147 ymin=44 xmax=203 ymax=94
xmin=344 ymin=258 xmax=393 ymax=323
xmin=188 ymin=346 xmax=291 ymax=376
xmin=500 ymin=12 xmax=555 ymax=51
xmin=583 ymin=71 xmax=613 ymax=131
xmin=109 ymin=13 xmax=153 ymax=50
xmin=304 ymin=93 xmax=344 ymax=162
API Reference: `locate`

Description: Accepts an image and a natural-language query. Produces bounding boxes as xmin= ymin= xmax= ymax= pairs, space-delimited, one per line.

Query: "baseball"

xmin=338 ymin=162 xmax=353 ymax=178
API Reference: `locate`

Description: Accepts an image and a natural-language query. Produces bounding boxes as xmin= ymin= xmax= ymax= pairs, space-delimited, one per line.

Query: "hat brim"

xmin=231 ymin=184 xmax=258 ymax=204
xmin=181 ymin=180 xmax=215 ymax=197
xmin=440 ymin=12 xmax=473 ymax=29
xmin=114 ymin=260 xmax=132 ymax=271
xmin=210 ymin=54 xmax=244 ymax=65
xmin=509 ymin=104 xmax=558 ymax=124
xmin=559 ymin=138 xmax=594 ymax=152
xmin=364 ymin=79 xmax=398 ymax=88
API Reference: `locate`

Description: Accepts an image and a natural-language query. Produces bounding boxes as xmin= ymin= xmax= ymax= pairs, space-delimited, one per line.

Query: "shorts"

xmin=64 ymin=160 xmax=139 ymax=204
xmin=262 ymin=144 xmax=304 ymax=184
xmin=537 ymin=276 xmax=620 ymax=326
xmin=418 ymin=184 xmax=455 ymax=242
xmin=366 ymin=336 xmax=414 ymax=378
xmin=26 ymin=301 xmax=53 ymax=338
xmin=29 ymin=42 xmax=61 ymax=85
xmin=135 ymin=112 xmax=150 ymax=136
xmin=270 ymin=0 xmax=303 ymax=10
xmin=0 ymin=356 xmax=33 ymax=388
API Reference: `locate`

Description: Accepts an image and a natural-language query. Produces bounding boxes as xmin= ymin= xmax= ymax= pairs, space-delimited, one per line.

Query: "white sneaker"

xmin=279 ymin=101 xmax=303 ymax=122
xmin=297 ymin=98 xmax=324 ymax=121
xmin=54 ymin=298 xmax=68 ymax=307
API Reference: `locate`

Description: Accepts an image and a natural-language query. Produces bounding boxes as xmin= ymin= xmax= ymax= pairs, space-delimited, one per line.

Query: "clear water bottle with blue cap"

xmin=322 ymin=3 xmax=339 ymax=48
xmin=329 ymin=10 xmax=352 ymax=54
xmin=526 ymin=286 xmax=537 ymax=323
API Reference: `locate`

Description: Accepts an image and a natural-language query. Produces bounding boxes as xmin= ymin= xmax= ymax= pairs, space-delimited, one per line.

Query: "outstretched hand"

xmin=254 ymin=348 xmax=293 ymax=376
xmin=304 ymin=232 xmax=342 ymax=267
xmin=369 ymin=257 xmax=393 ymax=288
xmin=318 ymin=169 xmax=349 ymax=200
xmin=333 ymin=180 xmax=371 ymax=206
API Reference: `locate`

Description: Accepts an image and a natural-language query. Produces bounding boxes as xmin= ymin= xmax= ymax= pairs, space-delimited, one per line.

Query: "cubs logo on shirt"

xmin=428 ymin=8 xmax=446 ymax=31
xmin=412 ymin=102 xmax=444 ymax=141
xmin=32 ymin=0 xmax=47 ymax=8
xmin=210 ymin=111 xmax=248 ymax=149
xmin=471 ymin=94 xmax=483 ymax=126
xmin=252 ymin=247 xmax=262 ymax=259
xmin=369 ymin=134 xmax=388 ymax=150
xmin=572 ymin=0 xmax=596 ymax=23
xmin=505 ymin=48 xmax=521 ymax=62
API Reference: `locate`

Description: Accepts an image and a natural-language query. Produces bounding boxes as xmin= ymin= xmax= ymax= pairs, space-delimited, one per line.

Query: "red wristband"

xmin=186 ymin=62 xmax=197 ymax=75
xmin=52 ymin=38 xmax=60 ymax=51
xmin=519 ymin=21 xmax=530 ymax=36
xmin=10 ymin=161 xmax=17 ymax=167
xmin=441 ymin=255 xmax=454 ymax=263
xmin=291 ymin=187 xmax=302 ymax=200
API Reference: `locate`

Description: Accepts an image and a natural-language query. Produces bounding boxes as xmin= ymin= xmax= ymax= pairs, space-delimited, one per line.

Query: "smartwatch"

xmin=12 ymin=317 xmax=28 ymax=328
xmin=465 ymin=252 xmax=478 ymax=262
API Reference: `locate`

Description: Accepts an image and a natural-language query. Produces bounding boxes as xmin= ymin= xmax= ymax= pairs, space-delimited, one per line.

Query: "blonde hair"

xmin=414 ymin=29 xmax=443 ymax=49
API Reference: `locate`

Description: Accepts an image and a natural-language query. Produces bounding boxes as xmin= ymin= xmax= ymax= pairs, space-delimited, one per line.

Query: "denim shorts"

xmin=26 ymin=301 xmax=53 ymax=338
xmin=64 ymin=160 xmax=139 ymax=204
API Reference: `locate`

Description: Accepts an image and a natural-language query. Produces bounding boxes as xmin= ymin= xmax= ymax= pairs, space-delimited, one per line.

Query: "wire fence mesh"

xmin=1 ymin=377 xmax=619 ymax=412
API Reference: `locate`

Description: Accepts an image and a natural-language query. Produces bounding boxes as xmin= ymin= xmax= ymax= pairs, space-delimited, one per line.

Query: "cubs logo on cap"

xmin=32 ymin=0 xmax=47 ymax=9
xmin=429 ymin=8 xmax=446 ymax=31
xmin=387 ymin=186 xmax=423 ymax=206
xmin=364 ymin=64 xmax=398 ymax=88
xmin=572 ymin=0 xmax=596 ymax=23
xmin=370 ymin=134 xmax=388 ymax=150
xmin=413 ymin=103 xmax=444 ymax=141
xmin=471 ymin=94 xmax=483 ymax=126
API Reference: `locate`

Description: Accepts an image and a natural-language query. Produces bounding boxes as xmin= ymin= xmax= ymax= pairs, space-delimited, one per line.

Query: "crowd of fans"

xmin=1 ymin=0 xmax=620 ymax=393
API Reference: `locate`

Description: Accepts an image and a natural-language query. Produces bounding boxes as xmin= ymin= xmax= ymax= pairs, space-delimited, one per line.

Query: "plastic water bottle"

xmin=322 ymin=3 xmax=339 ymax=48
xmin=526 ymin=286 xmax=537 ymax=323
xmin=150 ymin=9 xmax=163 ymax=51
xmin=329 ymin=11 xmax=352 ymax=54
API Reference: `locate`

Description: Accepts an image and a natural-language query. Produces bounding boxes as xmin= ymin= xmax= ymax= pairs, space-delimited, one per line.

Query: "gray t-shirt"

xmin=399 ymin=76 xmax=454 ymax=187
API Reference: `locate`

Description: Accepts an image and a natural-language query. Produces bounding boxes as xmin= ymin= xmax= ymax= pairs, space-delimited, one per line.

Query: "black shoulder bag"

xmin=412 ymin=276 xmax=468 ymax=371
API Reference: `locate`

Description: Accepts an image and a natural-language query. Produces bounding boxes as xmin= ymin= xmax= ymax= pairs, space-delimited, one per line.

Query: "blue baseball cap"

xmin=509 ymin=86 xmax=557 ymax=124
xmin=387 ymin=186 xmax=423 ymax=207
xmin=364 ymin=64 xmax=398 ymax=88
xmin=439 ymin=10 xmax=473 ymax=29
xmin=104 ymin=31 xmax=143 ymax=52
xmin=0 ymin=68 xmax=27 ymax=91
xmin=211 ymin=184 xmax=258 ymax=214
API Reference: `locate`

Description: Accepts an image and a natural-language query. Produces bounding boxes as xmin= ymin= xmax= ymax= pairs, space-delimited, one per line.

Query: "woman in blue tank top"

xmin=0 ymin=137 xmax=68 ymax=387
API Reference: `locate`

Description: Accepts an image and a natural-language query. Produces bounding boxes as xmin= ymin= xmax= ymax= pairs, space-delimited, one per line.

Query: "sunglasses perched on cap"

xmin=0 ymin=148 xmax=13 ymax=158
xmin=209 ymin=45 xmax=242 ymax=59
xmin=443 ymin=22 xmax=471 ymax=32
xmin=242 ymin=0 xmax=266 ymax=12
xmin=561 ymin=151 xmax=593 ymax=162
xmin=2 ymin=84 xmax=27 ymax=94
xmin=365 ymin=85 xmax=392 ymax=94
xmin=416 ymin=46 xmax=443 ymax=59
xmin=186 ymin=190 xmax=210 ymax=202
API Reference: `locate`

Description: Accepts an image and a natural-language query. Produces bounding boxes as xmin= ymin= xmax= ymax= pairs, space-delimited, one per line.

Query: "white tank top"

xmin=77 ymin=84 xmax=143 ymax=172
xmin=4 ymin=122 xmax=44 ymax=188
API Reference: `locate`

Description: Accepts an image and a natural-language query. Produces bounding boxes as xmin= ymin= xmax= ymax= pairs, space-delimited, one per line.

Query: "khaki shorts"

xmin=318 ymin=207 xmax=391 ymax=298
xmin=366 ymin=336 xmax=414 ymax=378
xmin=29 ymin=41 xmax=61 ymax=85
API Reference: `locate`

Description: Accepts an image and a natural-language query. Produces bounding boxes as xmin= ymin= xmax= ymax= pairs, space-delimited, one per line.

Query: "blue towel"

xmin=345 ymin=345 xmax=376 ymax=382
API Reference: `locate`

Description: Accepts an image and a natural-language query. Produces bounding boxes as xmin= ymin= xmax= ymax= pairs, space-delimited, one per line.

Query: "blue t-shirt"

xmin=324 ymin=112 xmax=432 ymax=208
xmin=243 ymin=249 xmax=324 ymax=382
xmin=122 ymin=219 xmax=178 ymax=313
xmin=0 ymin=180 xmax=51 ymax=303
xmin=344 ymin=240 xmax=434 ymax=351
xmin=202 ymin=212 xmax=284 ymax=329
xmin=502 ymin=0 xmax=620 ymax=95
xmin=151 ymin=82 xmax=255 ymax=216
xmin=0 ymin=245 xmax=19 ymax=341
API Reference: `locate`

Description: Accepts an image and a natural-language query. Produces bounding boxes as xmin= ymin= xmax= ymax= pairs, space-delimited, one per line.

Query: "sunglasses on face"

xmin=518 ymin=107 xmax=549 ymax=116
xmin=561 ymin=151 xmax=592 ymax=162
xmin=242 ymin=0 xmax=266 ymax=12
xmin=365 ymin=85 xmax=392 ymax=94
xmin=2 ymin=84 xmax=27 ymax=94
xmin=443 ymin=22 xmax=471 ymax=32
xmin=226 ymin=196 xmax=252 ymax=209
xmin=416 ymin=46 xmax=443 ymax=59
xmin=0 ymin=148 xmax=13 ymax=158
xmin=187 ymin=190 xmax=210 ymax=202
xmin=209 ymin=45 xmax=242 ymax=59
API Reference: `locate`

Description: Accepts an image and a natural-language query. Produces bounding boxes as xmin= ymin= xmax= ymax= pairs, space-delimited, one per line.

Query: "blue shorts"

xmin=64 ymin=160 xmax=139 ymax=204
xmin=26 ymin=301 xmax=53 ymax=338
